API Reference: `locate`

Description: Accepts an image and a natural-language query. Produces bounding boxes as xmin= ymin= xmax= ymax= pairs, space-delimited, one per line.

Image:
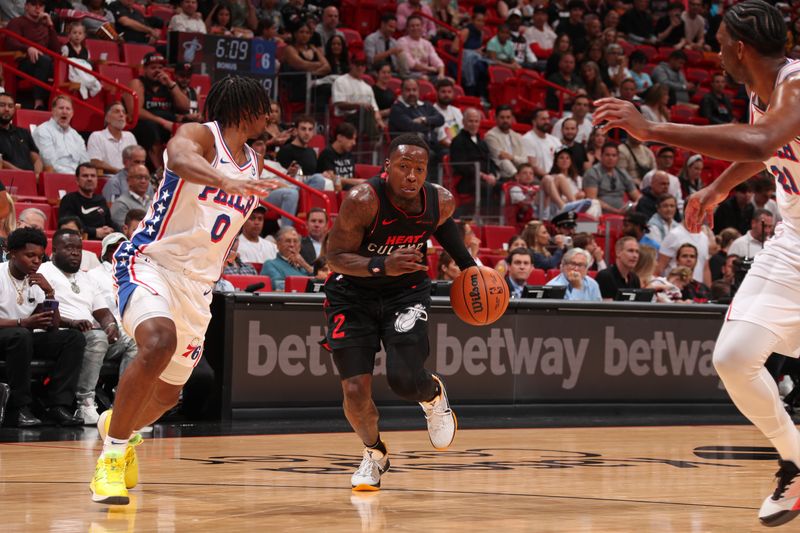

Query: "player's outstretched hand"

xmin=592 ymin=98 xmax=652 ymax=140
xmin=219 ymin=176 xmax=275 ymax=198
xmin=684 ymin=186 xmax=727 ymax=232
xmin=385 ymin=247 xmax=429 ymax=276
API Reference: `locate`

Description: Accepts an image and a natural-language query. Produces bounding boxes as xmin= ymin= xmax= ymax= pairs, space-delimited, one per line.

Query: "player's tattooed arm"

xmin=326 ymin=184 xmax=379 ymax=276
xmin=434 ymin=184 xmax=456 ymax=227
xmin=166 ymin=123 xmax=272 ymax=197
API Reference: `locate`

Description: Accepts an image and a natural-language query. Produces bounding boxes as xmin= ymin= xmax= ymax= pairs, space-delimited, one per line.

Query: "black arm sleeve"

xmin=434 ymin=218 xmax=477 ymax=270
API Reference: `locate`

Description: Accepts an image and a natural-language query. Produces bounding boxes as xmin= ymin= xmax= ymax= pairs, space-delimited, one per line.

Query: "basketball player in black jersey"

xmin=324 ymin=133 xmax=478 ymax=490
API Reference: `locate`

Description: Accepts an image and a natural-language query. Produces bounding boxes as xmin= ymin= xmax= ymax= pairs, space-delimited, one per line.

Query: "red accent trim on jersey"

xmin=211 ymin=121 xmax=253 ymax=172
xmin=148 ymin=179 xmax=186 ymax=248
xmin=129 ymin=252 xmax=160 ymax=295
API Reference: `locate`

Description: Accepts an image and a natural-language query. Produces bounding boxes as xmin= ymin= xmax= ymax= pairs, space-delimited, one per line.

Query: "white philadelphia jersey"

xmin=127 ymin=121 xmax=259 ymax=283
xmin=750 ymin=59 xmax=800 ymax=235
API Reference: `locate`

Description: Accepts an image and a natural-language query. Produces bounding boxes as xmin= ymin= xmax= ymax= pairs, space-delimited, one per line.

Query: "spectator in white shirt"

xmin=656 ymin=217 xmax=711 ymax=285
xmin=38 ymin=229 xmax=137 ymax=424
xmin=727 ymin=209 xmax=775 ymax=259
xmin=331 ymin=54 xmax=385 ymax=139
xmin=551 ymin=95 xmax=593 ymax=144
xmin=32 ymin=95 xmax=89 ymax=174
xmin=237 ymin=206 xmax=278 ymax=264
xmin=522 ymin=108 xmax=562 ymax=178
xmin=168 ymin=0 xmax=206 ymax=34
xmin=432 ymin=78 xmax=463 ymax=150
xmin=86 ymin=102 xmax=137 ymax=175
xmin=525 ymin=5 xmax=557 ymax=50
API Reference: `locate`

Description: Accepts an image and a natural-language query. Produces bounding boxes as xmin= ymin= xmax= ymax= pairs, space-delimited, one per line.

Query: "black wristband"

xmin=368 ymin=256 xmax=386 ymax=276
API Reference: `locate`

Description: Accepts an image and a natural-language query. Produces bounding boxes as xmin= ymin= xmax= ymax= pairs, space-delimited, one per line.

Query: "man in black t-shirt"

xmin=0 ymin=93 xmax=43 ymax=173
xmin=316 ymin=122 xmax=358 ymax=191
xmin=108 ymin=0 xmax=163 ymax=44
xmin=57 ymin=163 xmax=118 ymax=240
xmin=596 ymin=236 xmax=642 ymax=300
xmin=275 ymin=115 xmax=327 ymax=190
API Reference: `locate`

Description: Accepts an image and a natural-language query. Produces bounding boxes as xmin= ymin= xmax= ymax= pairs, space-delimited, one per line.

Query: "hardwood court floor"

xmin=0 ymin=425 xmax=785 ymax=532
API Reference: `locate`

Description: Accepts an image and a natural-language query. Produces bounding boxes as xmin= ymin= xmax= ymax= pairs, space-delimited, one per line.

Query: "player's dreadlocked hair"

xmin=723 ymin=0 xmax=786 ymax=58
xmin=388 ymin=133 xmax=430 ymax=156
xmin=204 ymin=76 xmax=271 ymax=128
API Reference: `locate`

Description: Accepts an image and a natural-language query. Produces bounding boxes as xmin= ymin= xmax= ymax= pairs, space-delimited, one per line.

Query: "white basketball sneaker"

xmin=420 ymin=374 xmax=457 ymax=450
xmin=759 ymin=460 xmax=800 ymax=527
xmin=351 ymin=447 xmax=390 ymax=491
xmin=76 ymin=396 xmax=100 ymax=426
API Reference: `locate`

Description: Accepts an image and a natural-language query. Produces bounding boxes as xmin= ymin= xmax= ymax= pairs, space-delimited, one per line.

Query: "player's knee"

xmin=387 ymin=368 xmax=428 ymax=402
xmin=341 ymin=375 xmax=371 ymax=408
xmin=153 ymin=383 xmax=182 ymax=410
xmin=137 ymin=331 xmax=178 ymax=374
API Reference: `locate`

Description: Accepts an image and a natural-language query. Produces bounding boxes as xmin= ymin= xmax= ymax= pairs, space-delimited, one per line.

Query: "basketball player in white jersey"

xmin=594 ymin=1 xmax=800 ymax=526
xmin=90 ymin=76 xmax=272 ymax=505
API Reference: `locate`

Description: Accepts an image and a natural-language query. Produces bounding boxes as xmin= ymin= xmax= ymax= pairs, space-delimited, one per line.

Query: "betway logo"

xmin=246 ymin=322 xmax=718 ymax=386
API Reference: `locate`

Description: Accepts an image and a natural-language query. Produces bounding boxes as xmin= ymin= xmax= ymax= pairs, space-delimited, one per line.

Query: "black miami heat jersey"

xmin=343 ymin=175 xmax=440 ymax=291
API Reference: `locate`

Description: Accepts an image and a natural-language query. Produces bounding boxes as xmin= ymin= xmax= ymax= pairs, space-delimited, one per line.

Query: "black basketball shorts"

xmin=323 ymin=274 xmax=431 ymax=354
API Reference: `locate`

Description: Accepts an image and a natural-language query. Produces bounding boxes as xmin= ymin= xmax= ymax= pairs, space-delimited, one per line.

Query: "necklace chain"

xmin=8 ymin=268 xmax=27 ymax=305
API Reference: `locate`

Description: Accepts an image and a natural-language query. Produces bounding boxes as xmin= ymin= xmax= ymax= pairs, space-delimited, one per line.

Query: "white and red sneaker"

xmin=759 ymin=460 xmax=800 ymax=527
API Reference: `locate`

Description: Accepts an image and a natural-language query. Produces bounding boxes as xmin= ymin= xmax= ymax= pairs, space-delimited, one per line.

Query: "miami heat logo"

xmin=394 ymin=304 xmax=428 ymax=333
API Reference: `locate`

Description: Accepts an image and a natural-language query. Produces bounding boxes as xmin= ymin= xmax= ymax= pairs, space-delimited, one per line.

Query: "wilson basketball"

xmin=450 ymin=266 xmax=509 ymax=326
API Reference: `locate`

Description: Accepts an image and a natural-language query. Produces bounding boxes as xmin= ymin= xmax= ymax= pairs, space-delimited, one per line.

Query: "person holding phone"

xmin=0 ymin=227 xmax=85 ymax=427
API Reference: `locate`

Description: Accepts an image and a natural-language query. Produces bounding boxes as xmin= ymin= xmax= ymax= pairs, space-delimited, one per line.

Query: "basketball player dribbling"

xmin=594 ymin=1 xmax=800 ymax=526
xmin=324 ymin=133 xmax=478 ymax=490
xmin=90 ymin=76 xmax=272 ymax=505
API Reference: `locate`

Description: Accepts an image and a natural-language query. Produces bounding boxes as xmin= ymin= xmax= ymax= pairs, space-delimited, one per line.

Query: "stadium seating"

xmin=284 ymin=276 xmax=311 ymax=293
xmin=223 ymin=275 xmax=273 ymax=292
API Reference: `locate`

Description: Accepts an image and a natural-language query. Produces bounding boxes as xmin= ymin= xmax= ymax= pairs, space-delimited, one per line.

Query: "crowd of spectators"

xmin=1 ymin=0 xmax=797 ymax=425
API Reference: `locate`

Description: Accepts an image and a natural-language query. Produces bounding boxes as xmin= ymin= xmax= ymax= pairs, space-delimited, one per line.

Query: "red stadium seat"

xmin=528 ymin=268 xmax=546 ymax=285
xmin=546 ymin=268 xmax=560 ymax=281
xmin=190 ymin=74 xmax=212 ymax=96
xmin=83 ymin=239 xmax=102 ymax=259
xmin=40 ymin=172 xmax=78 ymax=204
xmin=98 ymin=64 xmax=135 ymax=87
xmin=121 ymin=43 xmax=156 ymax=68
xmin=0 ymin=169 xmax=38 ymax=197
xmin=86 ymin=39 xmax=121 ymax=64
xmin=223 ymin=275 xmax=273 ymax=292
xmin=284 ymin=276 xmax=311 ymax=292
xmin=14 ymin=109 xmax=50 ymax=130
xmin=417 ymin=78 xmax=436 ymax=102
xmin=482 ymin=225 xmax=516 ymax=250
xmin=308 ymin=134 xmax=327 ymax=155
xmin=355 ymin=164 xmax=381 ymax=180
xmin=339 ymin=27 xmax=363 ymax=52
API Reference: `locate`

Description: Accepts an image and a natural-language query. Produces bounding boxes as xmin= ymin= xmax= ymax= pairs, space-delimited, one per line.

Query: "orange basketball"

xmin=450 ymin=266 xmax=510 ymax=326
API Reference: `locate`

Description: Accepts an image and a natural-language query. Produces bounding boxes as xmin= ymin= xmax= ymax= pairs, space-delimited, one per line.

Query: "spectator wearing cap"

xmin=552 ymin=210 xmax=578 ymax=237
xmin=623 ymin=211 xmax=661 ymax=251
xmin=110 ymin=163 xmax=153 ymax=228
xmin=396 ymin=0 xmax=436 ymax=38
xmin=583 ymin=142 xmax=640 ymax=215
xmin=108 ymin=0 xmax=163 ymax=44
xmin=433 ymin=78 xmax=463 ymax=150
xmin=618 ymin=0 xmax=657 ymax=45
xmin=397 ymin=15 xmax=445 ymax=79
xmin=86 ymin=102 xmax=137 ymax=175
xmin=5 ymin=0 xmax=60 ymax=110
xmin=556 ymin=1 xmax=588 ymax=56
xmin=651 ymin=50 xmax=692 ymax=104
xmin=0 ymin=93 xmax=43 ymax=173
xmin=123 ymin=52 xmax=190 ymax=169
xmin=506 ymin=10 xmax=538 ymax=70
xmin=32 ymin=95 xmax=89 ymax=174
xmin=525 ymin=5 xmax=557 ymax=51
xmin=365 ymin=14 xmax=405 ymax=74
xmin=635 ymin=170 xmax=671 ymax=220
xmin=713 ymin=181 xmax=754 ymax=236
xmin=546 ymin=247 xmax=602 ymax=301
xmin=700 ymin=73 xmax=735 ymax=125
xmin=238 ymin=206 xmax=278 ymax=264
xmin=174 ymin=63 xmax=201 ymax=123
xmin=641 ymin=146 xmax=684 ymax=216
xmin=596 ymin=236 xmax=642 ymax=300
xmin=168 ymin=0 xmax=206 ymax=34
xmin=617 ymin=136 xmax=656 ymax=185
xmin=332 ymin=54 xmax=385 ymax=141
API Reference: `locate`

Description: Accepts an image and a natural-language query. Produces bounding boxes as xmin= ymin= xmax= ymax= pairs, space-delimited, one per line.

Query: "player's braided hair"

xmin=723 ymin=0 xmax=786 ymax=57
xmin=204 ymin=75 xmax=271 ymax=128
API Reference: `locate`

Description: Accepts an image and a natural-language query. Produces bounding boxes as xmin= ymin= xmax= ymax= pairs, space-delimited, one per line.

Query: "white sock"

xmin=102 ymin=435 xmax=128 ymax=457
